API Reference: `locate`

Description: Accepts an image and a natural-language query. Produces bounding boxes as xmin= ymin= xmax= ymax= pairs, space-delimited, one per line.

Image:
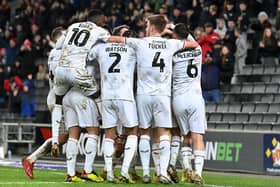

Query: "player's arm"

xmin=106 ymin=36 xmax=126 ymax=43
xmin=55 ymin=33 xmax=66 ymax=49
xmin=183 ymin=40 xmax=199 ymax=49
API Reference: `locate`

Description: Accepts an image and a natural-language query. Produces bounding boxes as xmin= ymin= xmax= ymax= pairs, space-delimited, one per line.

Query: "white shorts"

xmin=137 ymin=95 xmax=172 ymax=129
xmin=55 ymin=66 xmax=98 ymax=96
xmin=172 ymin=93 xmax=207 ymax=135
xmin=63 ymin=88 xmax=100 ymax=129
xmin=101 ymin=100 xmax=138 ymax=129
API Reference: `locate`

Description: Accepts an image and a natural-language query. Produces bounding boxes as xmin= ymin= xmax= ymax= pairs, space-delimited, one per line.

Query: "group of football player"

xmin=22 ymin=9 xmax=207 ymax=185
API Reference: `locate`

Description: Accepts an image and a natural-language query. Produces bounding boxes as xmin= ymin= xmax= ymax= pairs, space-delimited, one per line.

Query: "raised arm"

xmin=183 ymin=40 xmax=199 ymax=49
xmin=106 ymin=36 xmax=125 ymax=43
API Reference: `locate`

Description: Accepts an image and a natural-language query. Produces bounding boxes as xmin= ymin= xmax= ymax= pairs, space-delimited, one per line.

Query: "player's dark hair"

xmin=112 ymin=25 xmax=130 ymax=36
xmin=122 ymin=29 xmax=137 ymax=37
xmin=87 ymin=9 xmax=104 ymax=22
xmin=51 ymin=26 xmax=64 ymax=42
xmin=147 ymin=15 xmax=167 ymax=33
xmin=174 ymin=23 xmax=189 ymax=39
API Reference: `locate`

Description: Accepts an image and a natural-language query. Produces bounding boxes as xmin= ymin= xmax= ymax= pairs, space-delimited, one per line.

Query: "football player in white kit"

xmin=107 ymin=15 xmax=199 ymax=183
xmin=88 ymin=26 xmax=138 ymax=183
xmin=22 ymin=27 xmax=69 ymax=179
xmin=63 ymin=88 xmax=103 ymax=183
xmin=51 ymin=10 xmax=110 ymax=149
xmin=172 ymin=23 xmax=207 ymax=185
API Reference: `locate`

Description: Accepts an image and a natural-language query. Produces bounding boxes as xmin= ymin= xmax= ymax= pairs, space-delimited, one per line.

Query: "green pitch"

xmin=0 ymin=166 xmax=279 ymax=187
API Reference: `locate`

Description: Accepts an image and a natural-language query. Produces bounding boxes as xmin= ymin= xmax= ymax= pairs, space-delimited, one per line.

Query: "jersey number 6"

xmin=187 ymin=59 xmax=198 ymax=78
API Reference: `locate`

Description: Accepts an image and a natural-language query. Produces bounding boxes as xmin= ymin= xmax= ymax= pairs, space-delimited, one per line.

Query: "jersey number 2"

xmin=108 ymin=53 xmax=121 ymax=73
xmin=152 ymin=52 xmax=165 ymax=72
xmin=68 ymin=28 xmax=90 ymax=47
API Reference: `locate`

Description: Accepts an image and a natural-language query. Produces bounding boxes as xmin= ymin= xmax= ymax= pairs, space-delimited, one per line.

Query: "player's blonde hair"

xmin=146 ymin=15 xmax=167 ymax=33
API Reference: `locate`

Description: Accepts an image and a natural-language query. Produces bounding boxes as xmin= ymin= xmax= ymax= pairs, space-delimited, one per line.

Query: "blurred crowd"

xmin=0 ymin=0 xmax=280 ymax=114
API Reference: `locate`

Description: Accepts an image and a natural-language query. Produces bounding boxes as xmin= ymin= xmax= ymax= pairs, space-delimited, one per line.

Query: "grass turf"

xmin=0 ymin=166 xmax=279 ymax=187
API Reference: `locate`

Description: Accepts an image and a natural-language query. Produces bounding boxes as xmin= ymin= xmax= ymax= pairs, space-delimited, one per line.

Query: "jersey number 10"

xmin=68 ymin=28 xmax=90 ymax=47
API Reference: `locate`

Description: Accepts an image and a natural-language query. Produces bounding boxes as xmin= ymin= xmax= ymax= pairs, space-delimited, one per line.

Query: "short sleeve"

xmin=97 ymin=27 xmax=111 ymax=42
xmin=170 ymin=39 xmax=185 ymax=52
xmin=125 ymin=38 xmax=140 ymax=49
xmin=87 ymin=46 xmax=98 ymax=62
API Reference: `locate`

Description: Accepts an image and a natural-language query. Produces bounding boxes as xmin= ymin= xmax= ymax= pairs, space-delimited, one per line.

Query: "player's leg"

xmin=65 ymin=126 xmax=85 ymax=182
xmin=181 ymin=133 xmax=193 ymax=183
xmin=188 ymin=95 xmax=207 ymax=185
xmin=137 ymin=95 xmax=153 ymax=183
xmin=154 ymin=96 xmax=173 ymax=184
xmin=167 ymin=127 xmax=181 ymax=183
xmin=151 ymin=129 xmax=160 ymax=181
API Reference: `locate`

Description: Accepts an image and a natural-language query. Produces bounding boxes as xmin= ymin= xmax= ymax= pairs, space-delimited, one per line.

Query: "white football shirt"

xmin=172 ymin=44 xmax=202 ymax=96
xmin=48 ymin=48 xmax=61 ymax=89
xmin=58 ymin=21 xmax=110 ymax=68
xmin=88 ymin=42 xmax=136 ymax=101
xmin=125 ymin=36 xmax=184 ymax=96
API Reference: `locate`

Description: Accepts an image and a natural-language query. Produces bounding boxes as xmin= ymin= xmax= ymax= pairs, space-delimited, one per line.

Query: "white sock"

xmin=104 ymin=138 xmax=115 ymax=178
xmin=121 ymin=135 xmax=138 ymax=175
xmin=170 ymin=136 xmax=181 ymax=167
xmin=194 ymin=150 xmax=205 ymax=177
xmin=152 ymin=142 xmax=160 ymax=176
xmin=51 ymin=104 xmax=62 ymax=145
xmin=129 ymin=152 xmax=138 ymax=172
xmin=159 ymin=135 xmax=171 ymax=177
xmin=139 ymin=135 xmax=151 ymax=176
xmin=181 ymin=146 xmax=193 ymax=170
xmin=66 ymin=138 xmax=78 ymax=176
xmin=84 ymin=134 xmax=98 ymax=174
xmin=28 ymin=138 xmax=52 ymax=163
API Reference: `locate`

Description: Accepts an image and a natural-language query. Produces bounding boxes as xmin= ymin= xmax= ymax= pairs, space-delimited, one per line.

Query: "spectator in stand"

xmin=223 ymin=0 xmax=236 ymax=23
xmin=36 ymin=64 xmax=47 ymax=81
xmin=201 ymin=51 xmax=221 ymax=103
xmin=18 ymin=39 xmax=36 ymax=78
xmin=258 ymin=27 xmax=278 ymax=65
xmin=198 ymin=22 xmax=220 ymax=62
xmin=234 ymin=27 xmax=247 ymax=73
xmin=215 ymin=18 xmax=227 ymax=39
xmin=220 ymin=45 xmax=235 ymax=84
xmin=20 ymin=73 xmax=35 ymax=117
xmin=237 ymin=1 xmax=250 ymax=32
xmin=0 ymin=47 xmax=6 ymax=64
xmin=208 ymin=4 xmax=219 ymax=28
xmin=199 ymin=2 xmax=211 ymax=27
xmin=185 ymin=7 xmax=198 ymax=31
xmin=0 ymin=0 xmax=10 ymax=28
xmin=0 ymin=65 xmax=6 ymax=107
xmin=170 ymin=5 xmax=187 ymax=25
xmin=224 ymin=18 xmax=237 ymax=53
xmin=4 ymin=69 xmax=23 ymax=113
xmin=276 ymin=0 xmax=280 ymax=31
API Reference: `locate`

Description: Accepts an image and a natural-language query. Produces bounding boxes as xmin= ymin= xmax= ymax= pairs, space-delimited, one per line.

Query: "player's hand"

xmin=51 ymin=143 xmax=60 ymax=157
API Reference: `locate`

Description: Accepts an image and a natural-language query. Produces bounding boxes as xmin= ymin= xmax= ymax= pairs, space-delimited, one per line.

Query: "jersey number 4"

xmin=187 ymin=59 xmax=198 ymax=78
xmin=68 ymin=28 xmax=90 ymax=47
xmin=152 ymin=52 xmax=165 ymax=72
xmin=108 ymin=52 xmax=121 ymax=73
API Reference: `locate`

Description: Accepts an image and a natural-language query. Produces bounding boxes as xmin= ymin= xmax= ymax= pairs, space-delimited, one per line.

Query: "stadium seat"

xmin=236 ymin=113 xmax=249 ymax=123
xmin=222 ymin=113 xmax=235 ymax=122
xmin=268 ymin=103 xmax=280 ymax=113
xmin=254 ymin=103 xmax=269 ymax=113
xmin=263 ymin=114 xmax=277 ymax=123
xmin=275 ymin=66 xmax=280 ymax=74
xmin=243 ymin=123 xmax=258 ymax=130
xmin=272 ymin=125 xmax=280 ymax=131
xmin=271 ymin=75 xmax=280 ymax=83
xmin=205 ymin=103 xmax=217 ymax=113
xmin=261 ymin=94 xmax=274 ymax=102
xmin=215 ymin=122 xmax=229 ymax=129
xmin=209 ymin=113 xmax=222 ymax=122
xmin=249 ymin=114 xmax=263 ymax=123
xmin=257 ymin=123 xmax=272 ymax=131
xmin=253 ymin=84 xmax=265 ymax=93
xmin=252 ymin=66 xmax=263 ymax=74
xmin=216 ymin=103 xmax=229 ymax=113
xmin=228 ymin=103 xmax=241 ymax=112
xmin=273 ymin=94 xmax=280 ymax=102
xmin=242 ymin=103 xmax=255 ymax=113
xmin=265 ymin=84 xmax=279 ymax=93
xmin=229 ymin=122 xmax=243 ymax=130
xmin=231 ymin=84 xmax=242 ymax=93
xmin=207 ymin=122 xmax=216 ymax=129
xmin=261 ymin=75 xmax=271 ymax=83
xmin=264 ymin=65 xmax=275 ymax=74
xmin=241 ymin=84 xmax=253 ymax=93
xmin=242 ymin=66 xmax=253 ymax=75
